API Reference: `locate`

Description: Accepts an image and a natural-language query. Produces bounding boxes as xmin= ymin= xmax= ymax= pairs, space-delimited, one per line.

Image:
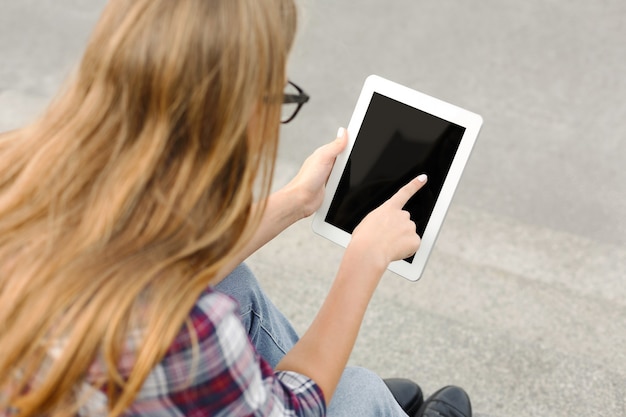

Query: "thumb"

xmin=317 ymin=127 xmax=348 ymax=162
xmin=331 ymin=127 xmax=348 ymax=154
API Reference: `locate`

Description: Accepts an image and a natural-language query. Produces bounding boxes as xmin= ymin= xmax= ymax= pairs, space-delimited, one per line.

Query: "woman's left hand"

xmin=285 ymin=127 xmax=348 ymax=219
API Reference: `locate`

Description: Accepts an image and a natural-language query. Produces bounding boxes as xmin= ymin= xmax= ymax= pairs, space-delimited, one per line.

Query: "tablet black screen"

xmin=325 ymin=92 xmax=466 ymax=249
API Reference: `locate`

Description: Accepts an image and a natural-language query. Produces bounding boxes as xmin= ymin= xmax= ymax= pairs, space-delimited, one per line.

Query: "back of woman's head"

xmin=0 ymin=0 xmax=296 ymax=415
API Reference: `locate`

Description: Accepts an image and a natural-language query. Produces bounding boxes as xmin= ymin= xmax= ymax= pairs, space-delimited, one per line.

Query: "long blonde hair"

xmin=0 ymin=0 xmax=297 ymax=415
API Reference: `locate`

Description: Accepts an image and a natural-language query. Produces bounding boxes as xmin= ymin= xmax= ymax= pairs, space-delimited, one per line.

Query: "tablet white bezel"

xmin=312 ymin=75 xmax=483 ymax=281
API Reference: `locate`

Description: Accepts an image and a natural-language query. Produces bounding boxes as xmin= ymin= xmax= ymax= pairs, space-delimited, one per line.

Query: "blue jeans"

xmin=216 ymin=263 xmax=408 ymax=417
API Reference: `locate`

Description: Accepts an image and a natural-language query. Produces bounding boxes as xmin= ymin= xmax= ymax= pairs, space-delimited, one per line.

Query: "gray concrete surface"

xmin=1 ymin=1 xmax=624 ymax=416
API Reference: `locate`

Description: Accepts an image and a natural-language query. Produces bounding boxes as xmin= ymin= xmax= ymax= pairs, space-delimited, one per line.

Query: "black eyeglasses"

xmin=281 ymin=80 xmax=309 ymax=124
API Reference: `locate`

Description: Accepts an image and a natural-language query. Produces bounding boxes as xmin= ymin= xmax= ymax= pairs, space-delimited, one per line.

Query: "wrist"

xmin=281 ymin=182 xmax=311 ymax=221
xmin=275 ymin=184 xmax=308 ymax=223
xmin=345 ymin=237 xmax=389 ymax=278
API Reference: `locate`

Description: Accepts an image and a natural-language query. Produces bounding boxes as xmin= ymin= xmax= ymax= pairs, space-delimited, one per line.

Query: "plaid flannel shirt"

xmin=80 ymin=287 xmax=326 ymax=417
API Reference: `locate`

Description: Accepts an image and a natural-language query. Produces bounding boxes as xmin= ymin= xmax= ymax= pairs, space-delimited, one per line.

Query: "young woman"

xmin=0 ymin=1 xmax=471 ymax=416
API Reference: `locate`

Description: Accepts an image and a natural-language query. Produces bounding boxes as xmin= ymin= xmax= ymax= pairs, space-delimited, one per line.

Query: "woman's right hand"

xmin=277 ymin=174 xmax=428 ymax=403
xmin=349 ymin=174 xmax=428 ymax=271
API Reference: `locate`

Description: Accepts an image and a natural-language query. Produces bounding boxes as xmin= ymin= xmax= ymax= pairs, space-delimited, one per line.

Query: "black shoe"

xmin=417 ymin=386 xmax=472 ymax=417
xmin=383 ymin=378 xmax=424 ymax=416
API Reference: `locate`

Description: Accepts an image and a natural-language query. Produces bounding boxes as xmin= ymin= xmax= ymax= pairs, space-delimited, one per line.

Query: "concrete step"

xmin=248 ymin=184 xmax=626 ymax=417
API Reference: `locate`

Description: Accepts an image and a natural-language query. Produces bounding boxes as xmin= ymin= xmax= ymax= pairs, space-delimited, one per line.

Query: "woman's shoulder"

xmin=193 ymin=285 xmax=239 ymax=321
xmin=165 ymin=285 xmax=240 ymax=353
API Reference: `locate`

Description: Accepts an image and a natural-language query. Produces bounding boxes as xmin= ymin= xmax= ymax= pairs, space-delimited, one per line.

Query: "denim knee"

xmin=214 ymin=263 xmax=299 ymax=367
xmin=215 ymin=264 xmax=263 ymax=313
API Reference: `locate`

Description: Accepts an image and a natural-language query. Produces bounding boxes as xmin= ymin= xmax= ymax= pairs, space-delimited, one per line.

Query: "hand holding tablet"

xmin=312 ymin=75 xmax=483 ymax=281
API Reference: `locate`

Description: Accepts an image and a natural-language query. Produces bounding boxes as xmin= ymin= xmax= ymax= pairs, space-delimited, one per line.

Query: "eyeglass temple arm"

xmin=283 ymin=93 xmax=310 ymax=104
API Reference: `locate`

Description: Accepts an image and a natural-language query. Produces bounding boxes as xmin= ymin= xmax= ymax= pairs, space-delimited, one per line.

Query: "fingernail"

xmin=336 ymin=127 xmax=345 ymax=138
xmin=417 ymin=174 xmax=427 ymax=182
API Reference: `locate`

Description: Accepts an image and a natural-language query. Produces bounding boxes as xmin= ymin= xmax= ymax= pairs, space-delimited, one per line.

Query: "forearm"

xmin=212 ymin=186 xmax=305 ymax=284
xmin=211 ymin=132 xmax=347 ymax=284
xmin=275 ymin=242 xmax=387 ymax=404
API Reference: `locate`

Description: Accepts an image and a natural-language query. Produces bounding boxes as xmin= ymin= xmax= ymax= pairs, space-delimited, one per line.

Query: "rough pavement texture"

xmin=1 ymin=1 xmax=624 ymax=416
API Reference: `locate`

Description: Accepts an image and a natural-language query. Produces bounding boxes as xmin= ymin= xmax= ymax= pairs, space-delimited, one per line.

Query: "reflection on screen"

xmin=325 ymin=93 xmax=465 ymax=261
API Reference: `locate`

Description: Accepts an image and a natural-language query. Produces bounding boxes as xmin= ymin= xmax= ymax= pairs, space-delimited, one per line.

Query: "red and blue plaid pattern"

xmin=79 ymin=288 xmax=326 ymax=417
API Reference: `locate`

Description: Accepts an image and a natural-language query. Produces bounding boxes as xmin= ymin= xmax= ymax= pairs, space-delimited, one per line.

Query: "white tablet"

xmin=312 ymin=75 xmax=483 ymax=281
